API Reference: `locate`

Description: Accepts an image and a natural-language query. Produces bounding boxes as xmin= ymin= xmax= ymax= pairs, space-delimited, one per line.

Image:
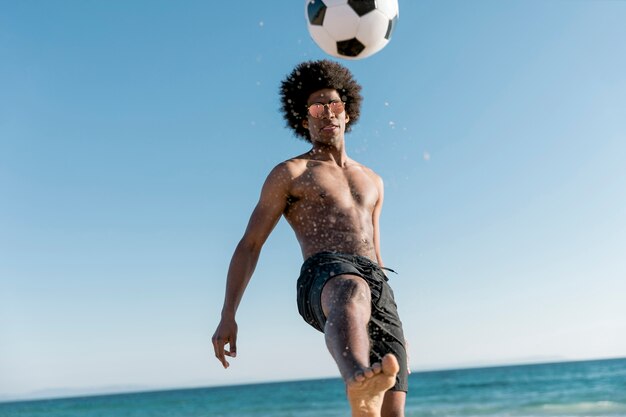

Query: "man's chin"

xmin=320 ymin=129 xmax=343 ymax=140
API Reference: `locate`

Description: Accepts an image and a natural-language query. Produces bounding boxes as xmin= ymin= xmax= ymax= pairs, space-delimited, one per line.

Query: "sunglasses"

xmin=306 ymin=101 xmax=346 ymax=119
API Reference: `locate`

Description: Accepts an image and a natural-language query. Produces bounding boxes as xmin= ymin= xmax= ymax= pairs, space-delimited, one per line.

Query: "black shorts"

xmin=296 ymin=251 xmax=408 ymax=392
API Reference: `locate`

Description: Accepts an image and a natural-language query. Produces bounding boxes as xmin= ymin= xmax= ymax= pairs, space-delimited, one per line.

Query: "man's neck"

xmin=310 ymin=142 xmax=349 ymax=167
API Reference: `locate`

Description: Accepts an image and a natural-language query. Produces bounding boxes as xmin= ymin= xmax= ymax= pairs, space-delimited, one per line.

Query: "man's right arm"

xmin=211 ymin=163 xmax=292 ymax=368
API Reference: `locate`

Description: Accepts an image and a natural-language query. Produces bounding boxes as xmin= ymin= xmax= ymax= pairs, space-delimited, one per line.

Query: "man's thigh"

xmin=320 ymin=274 xmax=371 ymax=317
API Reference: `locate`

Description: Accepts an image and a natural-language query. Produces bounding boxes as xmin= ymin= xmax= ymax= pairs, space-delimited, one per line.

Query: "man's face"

xmin=303 ymin=88 xmax=350 ymax=145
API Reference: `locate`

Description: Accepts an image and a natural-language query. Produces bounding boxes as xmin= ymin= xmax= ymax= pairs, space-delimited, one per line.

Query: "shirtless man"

xmin=212 ymin=60 xmax=408 ymax=417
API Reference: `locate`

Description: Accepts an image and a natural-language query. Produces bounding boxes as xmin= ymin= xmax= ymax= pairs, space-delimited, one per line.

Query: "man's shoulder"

xmin=285 ymin=151 xmax=314 ymax=164
xmin=265 ymin=154 xmax=309 ymax=182
xmin=275 ymin=153 xmax=311 ymax=173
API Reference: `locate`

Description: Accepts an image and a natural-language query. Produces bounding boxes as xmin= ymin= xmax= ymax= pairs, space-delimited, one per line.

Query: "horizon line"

xmin=2 ymin=355 xmax=624 ymax=405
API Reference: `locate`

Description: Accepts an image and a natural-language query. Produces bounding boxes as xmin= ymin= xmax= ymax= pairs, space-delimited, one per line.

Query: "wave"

xmin=537 ymin=400 xmax=626 ymax=414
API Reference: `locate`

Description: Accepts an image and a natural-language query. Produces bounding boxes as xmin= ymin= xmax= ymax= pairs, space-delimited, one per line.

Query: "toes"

xmin=371 ymin=362 xmax=382 ymax=374
xmin=350 ymin=357 xmax=397 ymax=387
xmin=381 ymin=354 xmax=400 ymax=376
xmin=353 ymin=370 xmax=366 ymax=383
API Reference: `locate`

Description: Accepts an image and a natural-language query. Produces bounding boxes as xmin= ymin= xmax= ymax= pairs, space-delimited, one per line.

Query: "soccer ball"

xmin=305 ymin=0 xmax=399 ymax=60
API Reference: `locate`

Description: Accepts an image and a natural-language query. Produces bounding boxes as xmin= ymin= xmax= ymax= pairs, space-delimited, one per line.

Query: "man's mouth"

xmin=321 ymin=124 xmax=339 ymax=132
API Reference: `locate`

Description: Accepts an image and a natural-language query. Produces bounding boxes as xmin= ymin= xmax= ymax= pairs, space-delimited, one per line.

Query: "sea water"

xmin=1 ymin=358 xmax=624 ymax=417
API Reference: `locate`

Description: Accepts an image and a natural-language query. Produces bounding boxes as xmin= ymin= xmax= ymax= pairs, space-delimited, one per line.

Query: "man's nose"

xmin=321 ymin=104 xmax=335 ymax=118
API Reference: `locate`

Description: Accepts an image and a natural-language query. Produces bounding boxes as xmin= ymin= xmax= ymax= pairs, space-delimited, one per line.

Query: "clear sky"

xmin=1 ymin=0 xmax=625 ymax=401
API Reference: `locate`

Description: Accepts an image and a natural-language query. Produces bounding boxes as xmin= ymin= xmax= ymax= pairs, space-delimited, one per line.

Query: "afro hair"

xmin=279 ymin=60 xmax=363 ymax=142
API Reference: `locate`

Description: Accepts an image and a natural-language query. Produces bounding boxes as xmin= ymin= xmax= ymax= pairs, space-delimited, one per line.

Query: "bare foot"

xmin=346 ymin=354 xmax=400 ymax=417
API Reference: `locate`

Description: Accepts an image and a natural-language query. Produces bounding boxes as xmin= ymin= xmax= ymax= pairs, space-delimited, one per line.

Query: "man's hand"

xmin=212 ymin=317 xmax=238 ymax=369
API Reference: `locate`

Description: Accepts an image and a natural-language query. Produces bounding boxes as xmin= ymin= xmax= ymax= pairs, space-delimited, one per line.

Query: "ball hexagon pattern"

xmin=305 ymin=0 xmax=399 ymax=60
xmin=348 ymin=0 xmax=377 ymax=17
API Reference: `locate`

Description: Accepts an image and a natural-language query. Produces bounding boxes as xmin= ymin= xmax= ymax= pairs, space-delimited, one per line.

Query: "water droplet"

xmin=423 ymin=151 xmax=431 ymax=161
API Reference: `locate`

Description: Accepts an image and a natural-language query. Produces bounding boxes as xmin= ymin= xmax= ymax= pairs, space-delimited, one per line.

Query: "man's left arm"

xmin=372 ymin=175 xmax=385 ymax=266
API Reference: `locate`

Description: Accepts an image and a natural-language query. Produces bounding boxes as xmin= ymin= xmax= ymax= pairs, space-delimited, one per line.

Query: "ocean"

xmin=1 ymin=358 xmax=624 ymax=417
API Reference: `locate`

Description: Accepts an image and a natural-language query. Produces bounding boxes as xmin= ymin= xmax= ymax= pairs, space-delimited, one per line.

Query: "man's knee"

xmin=321 ymin=274 xmax=371 ymax=317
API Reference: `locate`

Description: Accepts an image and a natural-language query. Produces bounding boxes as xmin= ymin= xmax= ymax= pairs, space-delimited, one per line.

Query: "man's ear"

xmin=345 ymin=114 xmax=350 ymax=123
xmin=302 ymin=119 xmax=309 ymax=129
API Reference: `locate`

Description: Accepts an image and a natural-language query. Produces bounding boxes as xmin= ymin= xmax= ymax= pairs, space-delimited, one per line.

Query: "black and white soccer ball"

xmin=305 ymin=0 xmax=399 ymax=60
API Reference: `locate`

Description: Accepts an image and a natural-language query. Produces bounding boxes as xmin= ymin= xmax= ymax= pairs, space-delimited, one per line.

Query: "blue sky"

xmin=1 ymin=0 xmax=625 ymax=401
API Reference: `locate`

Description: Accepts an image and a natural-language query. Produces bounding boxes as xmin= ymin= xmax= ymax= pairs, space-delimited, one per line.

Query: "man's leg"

xmin=381 ymin=391 xmax=406 ymax=417
xmin=321 ymin=274 xmax=399 ymax=417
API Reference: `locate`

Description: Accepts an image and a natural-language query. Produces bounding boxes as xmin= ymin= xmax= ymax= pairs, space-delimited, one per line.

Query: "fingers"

xmin=211 ymin=335 xmax=229 ymax=369
xmin=225 ymin=335 xmax=237 ymax=358
xmin=212 ymin=320 xmax=238 ymax=369
xmin=212 ymin=333 xmax=238 ymax=368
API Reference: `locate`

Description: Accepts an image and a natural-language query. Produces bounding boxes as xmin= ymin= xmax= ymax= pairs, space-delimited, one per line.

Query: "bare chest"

xmin=288 ymin=162 xmax=379 ymax=210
